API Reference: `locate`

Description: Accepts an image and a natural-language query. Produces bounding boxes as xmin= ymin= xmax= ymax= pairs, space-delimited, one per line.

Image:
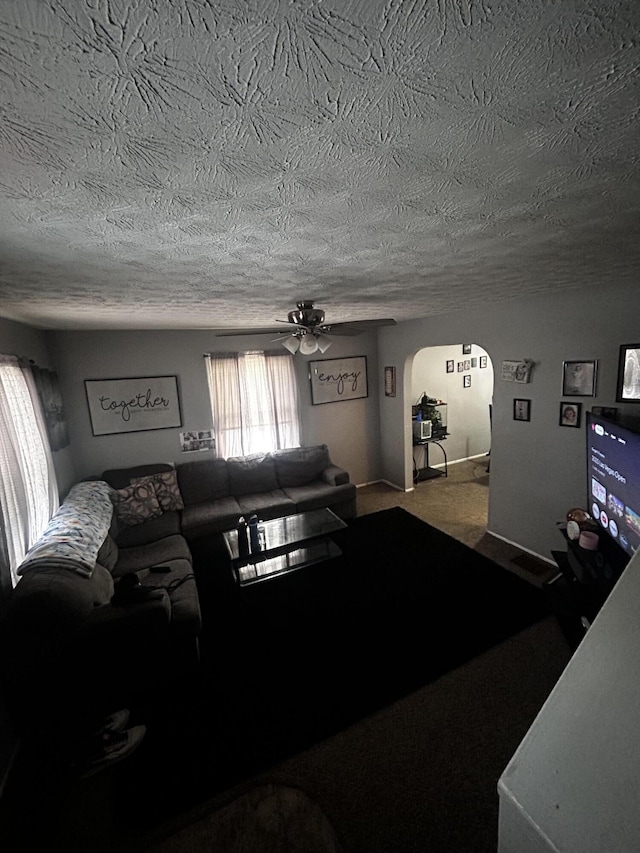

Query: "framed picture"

xmin=561 ymin=360 xmax=597 ymax=397
xmin=32 ymin=365 xmax=70 ymax=450
xmin=501 ymin=359 xmax=533 ymax=383
xmin=513 ymin=399 xmax=531 ymax=421
xmin=463 ymin=374 xmax=471 ymax=388
xmin=471 ymin=357 xmax=478 ymax=368
xmin=616 ymin=344 xmax=640 ymax=402
xmin=84 ymin=375 xmax=182 ymax=436
xmin=457 ymin=362 xmax=464 ymax=372
xmin=480 ymin=356 xmax=488 ymax=369
xmin=446 ymin=360 xmax=454 ymax=374
xmin=180 ymin=430 xmax=215 ymax=452
xmin=559 ymin=401 xmax=582 ymax=428
xmin=309 ymin=356 xmax=368 ymax=405
xmin=384 ymin=365 xmax=396 ymax=397
xmin=462 ymin=343 xmax=472 ymax=355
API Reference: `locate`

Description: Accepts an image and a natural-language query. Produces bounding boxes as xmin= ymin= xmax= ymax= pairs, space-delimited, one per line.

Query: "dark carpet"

xmin=113 ymin=507 xmax=550 ymax=831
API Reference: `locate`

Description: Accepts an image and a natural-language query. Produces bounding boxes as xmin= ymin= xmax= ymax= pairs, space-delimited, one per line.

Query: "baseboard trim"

xmin=356 ymin=479 xmax=409 ymax=492
xmin=486 ymin=529 xmax=556 ymax=566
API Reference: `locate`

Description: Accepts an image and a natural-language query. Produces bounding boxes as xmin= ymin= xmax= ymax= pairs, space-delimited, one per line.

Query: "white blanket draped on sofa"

xmin=17 ymin=481 xmax=114 ymax=578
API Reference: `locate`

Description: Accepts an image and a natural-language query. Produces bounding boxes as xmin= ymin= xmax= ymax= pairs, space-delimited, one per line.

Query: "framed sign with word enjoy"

xmin=84 ymin=375 xmax=182 ymax=435
xmin=309 ymin=356 xmax=368 ymax=405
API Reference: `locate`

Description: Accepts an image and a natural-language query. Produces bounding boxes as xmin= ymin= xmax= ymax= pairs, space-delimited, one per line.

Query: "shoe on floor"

xmin=78 ymin=725 xmax=146 ymax=779
xmin=95 ymin=708 xmax=130 ymax=736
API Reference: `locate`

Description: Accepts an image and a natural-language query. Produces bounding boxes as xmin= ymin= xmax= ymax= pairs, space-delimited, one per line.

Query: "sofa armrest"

xmin=322 ymin=465 xmax=350 ymax=486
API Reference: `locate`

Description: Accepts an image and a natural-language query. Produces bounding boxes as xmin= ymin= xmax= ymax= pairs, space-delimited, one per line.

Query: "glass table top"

xmin=222 ymin=507 xmax=348 ymax=585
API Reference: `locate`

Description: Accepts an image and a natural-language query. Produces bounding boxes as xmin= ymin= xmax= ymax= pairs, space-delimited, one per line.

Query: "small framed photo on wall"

xmin=559 ymin=401 xmax=582 ymax=428
xmin=446 ymin=360 xmax=454 ymax=373
xmin=479 ymin=356 xmax=487 ymax=369
xmin=463 ymin=374 xmax=471 ymax=388
xmin=513 ymin=399 xmax=531 ymax=421
xmin=462 ymin=343 xmax=472 ymax=354
xmin=384 ymin=365 xmax=396 ymax=397
xmin=562 ymin=360 xmax=597 ymax=396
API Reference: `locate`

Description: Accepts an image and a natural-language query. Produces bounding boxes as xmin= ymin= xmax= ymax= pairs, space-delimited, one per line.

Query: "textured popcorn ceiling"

xmin=0 ymin=0 xmax=638 ymax=331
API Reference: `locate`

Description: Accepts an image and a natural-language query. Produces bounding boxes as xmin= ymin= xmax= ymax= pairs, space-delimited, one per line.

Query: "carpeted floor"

xmin=356 ymin=458 xmax=557 ymax=586
xmin=0 ymin=477 xmax=571 ymax=853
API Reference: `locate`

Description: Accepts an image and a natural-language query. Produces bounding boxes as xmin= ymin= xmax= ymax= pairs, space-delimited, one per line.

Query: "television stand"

xmin=413 ymin=436 xmax=448 ymax=483
xmin=545 ymin=527 xmax=629 ymax=650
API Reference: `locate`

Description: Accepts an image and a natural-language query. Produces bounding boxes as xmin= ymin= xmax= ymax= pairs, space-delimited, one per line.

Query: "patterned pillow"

xmin=110 ymin=481 xmax=163 ymax=528
xmin=131 ymin=470 xmax=185 ymax=512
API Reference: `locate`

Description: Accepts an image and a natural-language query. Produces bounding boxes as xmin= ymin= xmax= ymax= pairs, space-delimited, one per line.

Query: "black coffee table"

xmin=222 ymin=507 xmax=347 ymax=586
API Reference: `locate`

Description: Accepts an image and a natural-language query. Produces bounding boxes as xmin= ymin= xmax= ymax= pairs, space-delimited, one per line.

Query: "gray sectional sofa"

xmin=0 ymin=444 xmax=355 ymax=735
xmin=0 ymin=480 xmax=202 ymax=736
xmin=174 ymin=443 xmax=356 ymax=542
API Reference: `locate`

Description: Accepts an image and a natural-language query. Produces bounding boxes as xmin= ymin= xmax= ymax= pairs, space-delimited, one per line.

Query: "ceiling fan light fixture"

xmin=299 ymin=335 xmax=319 ymax=355
xmin=316 ymin=334 xmax=332 ymax=353
xmin=281 ymin=335 xmax=300 ymax=354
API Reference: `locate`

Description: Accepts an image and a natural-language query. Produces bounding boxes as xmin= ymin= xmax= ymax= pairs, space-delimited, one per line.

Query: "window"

xmin=0 ymin=356 xmax=59 ymax=589
xmin=204 ymin=350 xmax=301 ymax=458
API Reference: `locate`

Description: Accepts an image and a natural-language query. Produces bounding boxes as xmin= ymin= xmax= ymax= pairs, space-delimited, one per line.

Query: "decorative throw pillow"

xmin=131 ymin=469 xmax=185 ymax=512
xmin=110 ymin=481 xmax=163 ymax=528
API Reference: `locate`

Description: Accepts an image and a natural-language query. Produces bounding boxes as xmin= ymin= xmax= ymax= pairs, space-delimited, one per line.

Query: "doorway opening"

xmin=409 ymin=343 xmax=494 ymax=544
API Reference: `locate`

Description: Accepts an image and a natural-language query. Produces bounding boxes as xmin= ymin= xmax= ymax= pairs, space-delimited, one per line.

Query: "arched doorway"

xmin=409 ymin=343 xmax=494 ymax=544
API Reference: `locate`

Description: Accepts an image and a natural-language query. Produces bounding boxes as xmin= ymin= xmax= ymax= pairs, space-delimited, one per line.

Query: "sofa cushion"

xmin=131 ymin=469 xmax=185 ymax=512
xmin=273 ymin=444 xmax=330 ymax=487
xmin=138 ymin=559 xmax=202 ymax=637
xmin=236 ymin=490 xmax=297 ymax=520
xmin=97 ymin=533 xmax=119 ymax=571
xmin=102 ymin=463 xmax=175 ymax=491
xmin=112 ymin=511 xmax=181 ymax=548
xmin=176 ymin=458 xmax=230 ymax=505
xmin=227 ymin=453 xmax=278 ymax=497
xmin=282 ymin=481 xmax=357 ymax=517
xmin=113 ymin=534 xmax=192 ymax=577
xmin=180 ymin=496 xmax=243 ymax=540
xmin=111 ymin=481 xmax=163 ymax=528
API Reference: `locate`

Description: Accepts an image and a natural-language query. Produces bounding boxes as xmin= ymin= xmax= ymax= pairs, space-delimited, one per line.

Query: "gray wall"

xmin=49 ymin=328 xmax=382 ymax=488
xmin=378 ymin=281 xmax=640 ymax=562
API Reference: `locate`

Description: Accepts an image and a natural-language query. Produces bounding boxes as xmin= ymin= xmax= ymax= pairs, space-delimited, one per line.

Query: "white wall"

xmin=411 ymin=343 xmax=493 ymax=465
xmin=498 ymin=547 xmax=640 ymax=853
xmin=378 ymin=281 xmax=640 ymax=562
xmin=49 ymin=328 xmax=382 ymax=488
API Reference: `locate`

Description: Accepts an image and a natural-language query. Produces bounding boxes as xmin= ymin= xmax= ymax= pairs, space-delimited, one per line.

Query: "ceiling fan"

xmin=216 ymin=301 xmax=396 ymax=354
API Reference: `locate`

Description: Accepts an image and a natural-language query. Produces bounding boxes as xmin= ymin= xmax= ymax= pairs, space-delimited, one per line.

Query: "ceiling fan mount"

xmin=287 ymin=301 xmax=325 ymax=328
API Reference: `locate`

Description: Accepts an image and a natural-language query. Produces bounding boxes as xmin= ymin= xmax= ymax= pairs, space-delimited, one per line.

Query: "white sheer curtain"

xmin=205 ymin=350 xmax=301 ymax=459
xmin=0 ymin=355 xmax=59 ymax=589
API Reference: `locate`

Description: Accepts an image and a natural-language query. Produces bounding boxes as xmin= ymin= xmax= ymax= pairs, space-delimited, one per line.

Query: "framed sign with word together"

xmin=84 ymin=375 xmax=182 ymax=436
xmin=309 ymin=356 xmax=368 ymax=405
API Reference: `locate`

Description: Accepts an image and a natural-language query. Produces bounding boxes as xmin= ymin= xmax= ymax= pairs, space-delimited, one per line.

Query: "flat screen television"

xmin=586 ymin=411 xmax=640 ymax=560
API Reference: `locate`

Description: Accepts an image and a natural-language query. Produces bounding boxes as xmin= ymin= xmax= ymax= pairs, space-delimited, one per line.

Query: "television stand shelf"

xmin=413 ymin=436 xmax=448 ymax=483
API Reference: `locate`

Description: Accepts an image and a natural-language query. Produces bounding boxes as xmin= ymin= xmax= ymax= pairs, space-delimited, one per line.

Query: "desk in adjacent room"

xmin=412 ymin=435 xmax=448 ymax=483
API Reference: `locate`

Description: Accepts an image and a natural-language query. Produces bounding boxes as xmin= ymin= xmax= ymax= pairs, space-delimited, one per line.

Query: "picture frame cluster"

xmin=445 ymin=345 xmax=487 ymax=388
xmin=512 ymin=344 xmax=639 ymax=427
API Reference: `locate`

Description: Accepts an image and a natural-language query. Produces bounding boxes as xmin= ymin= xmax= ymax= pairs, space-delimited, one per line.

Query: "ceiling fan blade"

xmin=214 ymin=327 xmax=285 ymax=336
xmin=320 ymin=319 xmax=397 ymax=336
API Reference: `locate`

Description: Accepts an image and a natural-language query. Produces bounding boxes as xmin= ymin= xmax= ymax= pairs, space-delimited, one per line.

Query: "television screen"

xmin=586 ymin=412 xmax=640 ymax=559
